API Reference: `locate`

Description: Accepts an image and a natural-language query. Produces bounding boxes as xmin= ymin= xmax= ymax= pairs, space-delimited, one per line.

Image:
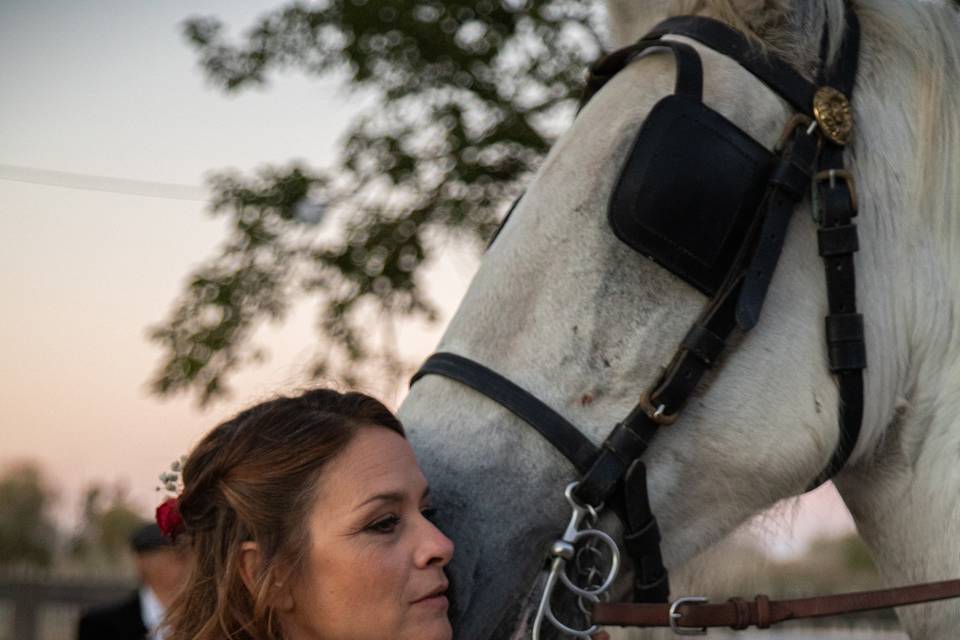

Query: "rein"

xmin=411 ymin=2 xmax=960 ymax=636
xmin=593 ymin=579 xmax=960 ymax=632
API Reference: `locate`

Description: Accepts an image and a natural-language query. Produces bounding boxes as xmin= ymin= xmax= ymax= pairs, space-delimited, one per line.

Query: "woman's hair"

xmin=165 ymin=388 xmax=404 ymax=640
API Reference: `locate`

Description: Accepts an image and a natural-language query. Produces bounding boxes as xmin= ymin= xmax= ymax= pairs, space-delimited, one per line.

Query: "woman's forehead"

xmin=316 ymin=427 xmax=426 ymax=509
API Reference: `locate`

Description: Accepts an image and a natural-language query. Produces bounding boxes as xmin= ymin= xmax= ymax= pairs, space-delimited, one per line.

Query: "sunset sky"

xmin=0 ymin=0 xmax=853 ymax=554
xmin=0 ymin=0 xmax=465 ymax=524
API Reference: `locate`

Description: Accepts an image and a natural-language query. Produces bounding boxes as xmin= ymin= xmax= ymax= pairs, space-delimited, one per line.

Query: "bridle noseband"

xmin=411 ymin=3 xmax=960 ymax=636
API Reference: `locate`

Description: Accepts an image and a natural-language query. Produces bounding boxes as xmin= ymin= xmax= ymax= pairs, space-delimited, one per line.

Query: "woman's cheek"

xmin=351 ymin=542 xmax=403 ymax=592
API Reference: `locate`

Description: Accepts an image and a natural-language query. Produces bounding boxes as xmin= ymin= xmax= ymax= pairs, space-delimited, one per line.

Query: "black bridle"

xmin=412 ymin=3 xmax=865 ymax=635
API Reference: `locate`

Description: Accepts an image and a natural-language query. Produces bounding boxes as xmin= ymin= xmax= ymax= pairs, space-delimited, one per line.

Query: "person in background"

xmin=76 ymin=522 xmax=189 ymax=640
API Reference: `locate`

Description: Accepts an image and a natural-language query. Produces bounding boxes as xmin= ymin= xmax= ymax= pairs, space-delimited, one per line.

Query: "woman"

xmin=160 ymin=388 xmax=454 ymax=640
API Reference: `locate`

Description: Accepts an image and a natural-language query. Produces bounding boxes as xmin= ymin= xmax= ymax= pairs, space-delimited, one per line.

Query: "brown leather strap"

xmin=592 ymin=579 xmax=960 ymax=630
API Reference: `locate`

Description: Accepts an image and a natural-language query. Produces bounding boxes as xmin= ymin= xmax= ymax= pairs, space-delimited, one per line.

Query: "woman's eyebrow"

xmin=356 ymin=485 xmax=431 ymax=509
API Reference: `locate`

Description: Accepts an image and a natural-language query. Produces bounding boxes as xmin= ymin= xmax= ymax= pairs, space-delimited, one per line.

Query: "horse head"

xmin=400 ymin=1 xmax=960 ymax=638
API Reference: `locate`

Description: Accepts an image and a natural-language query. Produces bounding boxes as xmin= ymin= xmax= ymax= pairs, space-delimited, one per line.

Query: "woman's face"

xmin=283 ymin=425 xmax=454 ymax=640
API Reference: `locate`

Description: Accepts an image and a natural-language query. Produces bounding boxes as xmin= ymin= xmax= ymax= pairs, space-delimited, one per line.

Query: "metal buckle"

xmin=813 ymin=168 xmax=858 ymax=212
xmin=669 ymin=596 xmax=709 ymax=635
xmin=639 ymin=389 xmax=679 ymax=425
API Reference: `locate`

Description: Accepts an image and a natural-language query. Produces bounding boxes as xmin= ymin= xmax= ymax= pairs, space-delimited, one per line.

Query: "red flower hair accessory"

xmin=156 ymin=456 xmax=187 ymax=540
xmin=156 ymin=497 xmax=185 ymax=540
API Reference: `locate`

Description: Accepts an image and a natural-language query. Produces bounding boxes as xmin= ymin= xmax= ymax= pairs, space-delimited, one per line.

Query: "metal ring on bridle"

xmin=540 ymin=569 xmax=601 ymax=639
xmin=532 ymin=482 xmax=622 ymax=639
xmin=557 ymin=528 xmax=621 ymax=598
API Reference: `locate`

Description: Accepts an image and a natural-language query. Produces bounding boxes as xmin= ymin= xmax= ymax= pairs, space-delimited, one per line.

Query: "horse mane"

xmin=858 ymin=1 xmax=960 ymax=258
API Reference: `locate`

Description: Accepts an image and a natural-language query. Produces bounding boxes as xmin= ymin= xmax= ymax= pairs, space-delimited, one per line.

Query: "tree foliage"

xmin=0 ymin=462 xmax=58 ymax=568
xmin=150 ymin=0 xmax=605 ymax=405
xmin=69 ymin=484 xmax=145 ymax=565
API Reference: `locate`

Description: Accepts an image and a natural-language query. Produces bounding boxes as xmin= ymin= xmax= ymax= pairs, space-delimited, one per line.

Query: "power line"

xmin=0 ymin=163 xmax=208 ymax=201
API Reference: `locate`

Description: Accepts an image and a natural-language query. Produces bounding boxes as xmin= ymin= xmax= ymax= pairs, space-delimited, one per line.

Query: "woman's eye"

xmin=367 ymin=515 xmax=400 ymax=534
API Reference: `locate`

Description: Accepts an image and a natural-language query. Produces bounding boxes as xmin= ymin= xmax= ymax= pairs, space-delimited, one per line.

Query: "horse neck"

xmin=844 ymin=203 xmax=960 ymax=638
xmin=832 ymin=6 xmax=960 ymax=629
xmin=836 ymin=204 xmax=960 ymax=636
xmin=834 ymin=385 xmax=960 ymax=637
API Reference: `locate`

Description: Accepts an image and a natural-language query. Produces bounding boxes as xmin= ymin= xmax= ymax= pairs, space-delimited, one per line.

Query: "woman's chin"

xmin=403 ymin=611 xmax=452 ymax=640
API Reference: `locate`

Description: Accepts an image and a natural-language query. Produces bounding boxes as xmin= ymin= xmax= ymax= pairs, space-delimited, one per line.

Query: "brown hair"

xmin=165 ymin=388 xmax=404 ymax=640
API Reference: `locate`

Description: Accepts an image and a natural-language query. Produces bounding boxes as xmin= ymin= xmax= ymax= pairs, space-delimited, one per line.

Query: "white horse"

xmin=399 ymin=1 xmax=960 ymax=638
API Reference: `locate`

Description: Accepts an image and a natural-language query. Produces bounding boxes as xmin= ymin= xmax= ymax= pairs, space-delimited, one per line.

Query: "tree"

xmin=69 ymin=483 xmax=145 ymax=566
xmin=149 ymin=0 xmax=605 ymax=405
xmin=0 ymin=462 xmax=58 ymax=568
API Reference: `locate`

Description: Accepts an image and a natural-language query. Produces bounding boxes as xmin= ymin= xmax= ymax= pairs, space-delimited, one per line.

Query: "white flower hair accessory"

xmin=157 ymin=456 xmax=187 ymax=496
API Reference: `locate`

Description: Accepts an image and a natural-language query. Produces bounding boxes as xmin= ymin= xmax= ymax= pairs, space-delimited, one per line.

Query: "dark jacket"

xmin=77 ymin=591 xmax=148 ymax=640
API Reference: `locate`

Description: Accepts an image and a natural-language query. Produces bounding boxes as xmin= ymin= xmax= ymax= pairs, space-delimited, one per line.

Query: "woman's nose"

xmin=416 ymin=516 xmax=455 ymax=568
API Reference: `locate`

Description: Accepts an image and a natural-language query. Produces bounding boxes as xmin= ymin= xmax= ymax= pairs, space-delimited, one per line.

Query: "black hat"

xmin=130 ymin=523 xmax=174 ymax=553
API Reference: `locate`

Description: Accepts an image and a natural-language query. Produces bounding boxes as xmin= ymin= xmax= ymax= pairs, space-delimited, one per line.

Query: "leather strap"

xmin=573 ymin=269 xmax=746 ymax=509
xmin=572 ymin=270 xmax=750 ymax=602
xmin=645 ymin=16 xmax=816 ymax=114
xmin=735 ymin=123 xmax=819 ymax=329
xmin=808 ymin=2 xmax=864 ymax=487
xmin=592 ymin=579 xmax=960 ymax=629
xmin=581 ymin=38 xmax=703 ymax=109
xmin=410 ymin=353 xmax=599 ymax=476
xmin=622 ymin=461 xmax=670 ymax=602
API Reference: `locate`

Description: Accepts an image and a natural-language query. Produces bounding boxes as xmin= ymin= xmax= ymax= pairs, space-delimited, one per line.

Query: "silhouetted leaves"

xmin=152 ymin=0 xmax=605 ymax=404
xmin=69 ymin=484 xmax=144 ymax=566
xmin=0 ymin=463 xmax=58 ymax=568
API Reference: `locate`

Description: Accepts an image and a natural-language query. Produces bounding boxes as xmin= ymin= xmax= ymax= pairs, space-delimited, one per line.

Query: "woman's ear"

xmin=239 ymin=542 xmax=295 ymax=612
xmin=238 ymin=541 xmax=262 ymax=596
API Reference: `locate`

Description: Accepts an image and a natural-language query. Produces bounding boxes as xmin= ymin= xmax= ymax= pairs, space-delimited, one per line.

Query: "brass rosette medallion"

xmin=813 ymin=86 xmax=853 ymax=145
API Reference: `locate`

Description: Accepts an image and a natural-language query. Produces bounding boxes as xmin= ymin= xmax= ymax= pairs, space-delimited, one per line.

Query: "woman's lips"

xmin=413 ymin=593 xmax=449 ymax=608
xmin=412 ymin=583 xmax=449 ymax=607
